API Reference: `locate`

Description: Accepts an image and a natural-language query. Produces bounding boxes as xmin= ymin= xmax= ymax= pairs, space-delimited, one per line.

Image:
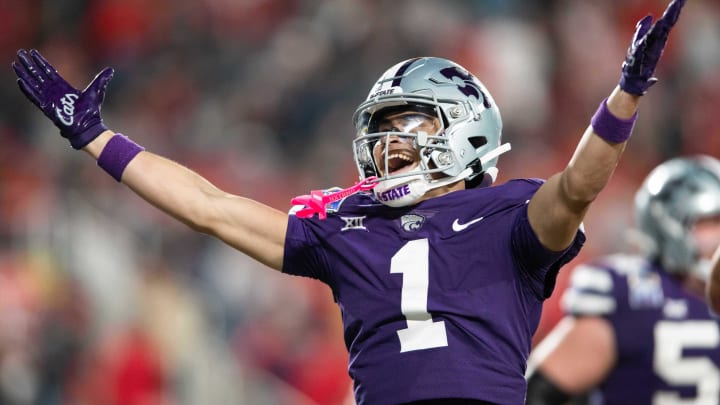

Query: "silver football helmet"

xmin=634 ymin=155 xmax=720 ymax=277
xmin=352 ymin=57 xmax=509 ymax=207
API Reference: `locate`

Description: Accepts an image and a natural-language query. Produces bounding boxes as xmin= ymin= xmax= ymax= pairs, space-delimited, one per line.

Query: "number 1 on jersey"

xmin=391 ymin=239 xmax=448 ymax=352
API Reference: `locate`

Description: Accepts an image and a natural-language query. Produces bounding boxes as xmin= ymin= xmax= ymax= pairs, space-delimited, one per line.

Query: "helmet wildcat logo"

xmin=55 ymin=93 xmax=79 ymax=126
xmin=439 ymin=67 xmax=490 ymax=108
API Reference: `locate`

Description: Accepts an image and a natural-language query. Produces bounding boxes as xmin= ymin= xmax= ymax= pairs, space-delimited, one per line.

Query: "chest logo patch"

xmin=401 ymin=214 xmax=425 ymax=232
xmin=340 ymin=216 xmax=367 ymax=232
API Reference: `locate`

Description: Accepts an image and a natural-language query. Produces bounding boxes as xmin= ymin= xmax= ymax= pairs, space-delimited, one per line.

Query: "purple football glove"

xmin=619 ymin=0 xmax=686 ymax=96
xmin=12 ymin=49 xmax=114 ymax=149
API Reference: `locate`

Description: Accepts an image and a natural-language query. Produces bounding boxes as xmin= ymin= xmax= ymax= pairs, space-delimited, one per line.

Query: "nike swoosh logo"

xmin=452 ymin=216 xmax=484 ymax=232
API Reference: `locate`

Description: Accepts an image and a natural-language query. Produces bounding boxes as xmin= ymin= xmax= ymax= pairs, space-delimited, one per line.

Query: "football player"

xmin=11 ymin=0 xmax=685 ymax=403
xmin=526 ymin=156 xmax=720 ymax=404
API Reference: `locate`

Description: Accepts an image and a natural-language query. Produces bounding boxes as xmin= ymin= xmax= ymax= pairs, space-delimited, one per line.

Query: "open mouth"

xmin=382 ymin=150 xmax=418 ymax=176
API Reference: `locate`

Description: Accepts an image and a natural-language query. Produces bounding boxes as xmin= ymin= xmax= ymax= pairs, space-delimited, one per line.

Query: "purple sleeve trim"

xmin=97 ymin=133 xmax=145 ymax=182
xmin=511 ymin=204 xmax=586 ymax=300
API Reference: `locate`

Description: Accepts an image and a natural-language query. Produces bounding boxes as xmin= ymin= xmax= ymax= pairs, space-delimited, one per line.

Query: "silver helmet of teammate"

xmin=352 ymin=57 xmax=509 ymax=207
xmin=634 ymin=155 xmax=720 ymax=276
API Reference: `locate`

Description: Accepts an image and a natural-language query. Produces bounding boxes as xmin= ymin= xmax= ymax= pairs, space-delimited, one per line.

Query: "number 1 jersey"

xmin=283 ymin=179 xmax=585 ymax=405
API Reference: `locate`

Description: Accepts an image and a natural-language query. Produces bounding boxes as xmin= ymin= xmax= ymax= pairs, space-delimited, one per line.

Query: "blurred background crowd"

xmin=0 ymin=0 xmax=719 ymax=404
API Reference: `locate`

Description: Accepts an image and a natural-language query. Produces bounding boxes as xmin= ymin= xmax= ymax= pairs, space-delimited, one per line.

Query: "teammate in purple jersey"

xmin=526 ymin=156 xmax=720 ymax=405
xmin=11 ymin=0 xmax=684 ymax=403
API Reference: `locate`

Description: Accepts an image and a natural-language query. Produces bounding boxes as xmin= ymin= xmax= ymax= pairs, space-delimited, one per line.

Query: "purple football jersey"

xmin=562 ymin=254 xmax=720 ymax=404
xmin=284 ymin=179 xmax=585 ymax=405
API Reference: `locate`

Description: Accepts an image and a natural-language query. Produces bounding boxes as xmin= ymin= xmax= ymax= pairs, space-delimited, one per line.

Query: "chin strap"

xmin=294 ymin=142 xmax=514 ymax=214
xmin=427 ymin=167 xmax=474 ymax=190
xmin=373 ymin=142 xmax=513 ymax=208
xmin=291 ymin=176 xmax=378 ymax=220
xmin=480 ymin=143 xmax=511 ymax=172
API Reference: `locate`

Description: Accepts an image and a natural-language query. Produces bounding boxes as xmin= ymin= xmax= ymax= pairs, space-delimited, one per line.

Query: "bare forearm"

xmin=84 ymin=131 xmax=220 ymax=230
xmin=83 ymin=131 xmax=288 ymax=270
xmin=564 ymin=87 xmax=639 ymax=207
xmin=529 ymin=88 xmax=639 ymax=250
xmin=125 ymin=152 xmax=228 ymax=231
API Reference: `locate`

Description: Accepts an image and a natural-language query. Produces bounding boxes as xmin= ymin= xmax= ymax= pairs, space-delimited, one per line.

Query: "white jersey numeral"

xmin=653 ymin=320 xmax=720 ymax=405
xmin=391 ymin=239 xmax=448 ymax=352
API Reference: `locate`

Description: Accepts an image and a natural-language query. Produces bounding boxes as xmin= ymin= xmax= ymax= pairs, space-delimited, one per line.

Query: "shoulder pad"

xmin=561 ymin=263 xmax=617 ymax=316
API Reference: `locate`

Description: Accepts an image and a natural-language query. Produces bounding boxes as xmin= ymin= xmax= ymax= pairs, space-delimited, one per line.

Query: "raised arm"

xmin=12 ymin=49 xmax=288 ymax=271
xmin=528 ymin=0 xmax=686 ymax=251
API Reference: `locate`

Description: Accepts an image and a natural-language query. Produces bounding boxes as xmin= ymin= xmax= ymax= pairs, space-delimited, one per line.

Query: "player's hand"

xmin=12 ymin=49 xmax=114 ymax=149
xmin=619 ymin=0 xmax=685 ymax=95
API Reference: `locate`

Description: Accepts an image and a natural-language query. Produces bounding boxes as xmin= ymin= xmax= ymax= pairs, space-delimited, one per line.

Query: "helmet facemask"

xmin=354 ymin=103 xmax=466 ymax=206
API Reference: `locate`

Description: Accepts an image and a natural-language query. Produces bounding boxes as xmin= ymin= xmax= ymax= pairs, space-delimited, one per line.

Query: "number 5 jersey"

xmin=283 ymin=179 xmax=585 ymax=405
xmin=562 ymin=254 xmax=720 ymax=404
